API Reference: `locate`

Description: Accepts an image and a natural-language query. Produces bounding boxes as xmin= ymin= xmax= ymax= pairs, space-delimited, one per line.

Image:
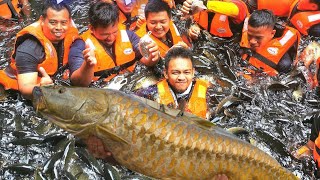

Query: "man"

xmin=135 ymin=0 xmax=187 ymax=58
xmin=135 ymin=47 xmax=213 ymax=119
xmin=292 ymin=112 xmax=320 ymax=177
xmin=242 ymin=0 xmax=320 ymax=36
xmin=114 ymin=0 xmax=147 ymax=30
xmin=81 ymin=1 xmax=160 ymax=82
xmin=0 ymin=0 xmax=31 ymax=19
xmin=181 ymin=0 xmax=249 ymax=39
xmin=289 ymin=0 xmax=320 ymax=36
xmin=0 ymin=1 xmax=95 ymax=99
xmin=239 ymin=9 xmax=300 ymax=76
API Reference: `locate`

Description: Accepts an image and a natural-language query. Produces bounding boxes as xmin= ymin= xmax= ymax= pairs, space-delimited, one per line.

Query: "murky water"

xmin=1 ymin=0 xmax=320 ymax=179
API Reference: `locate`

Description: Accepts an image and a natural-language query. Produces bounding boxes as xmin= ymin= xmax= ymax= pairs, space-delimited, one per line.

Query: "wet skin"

xmin=41 ymin=7 xmax=71 ymax=44
xmin=164 ymin=57 xmax=195 ymax=93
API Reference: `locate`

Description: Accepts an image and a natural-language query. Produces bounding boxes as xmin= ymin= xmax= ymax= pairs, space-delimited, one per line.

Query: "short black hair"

xmin=248 ymin=9 xmax=276 ymax=29
xmin=164 ymin=47 xmax=194 ymax=70
xmin=42 ymin=0 xmax=72 ymax=19
xmin=145 ymin=0 xmax=171 ymax=19
xmin=89 ymin=1 xmax=119 ymax=29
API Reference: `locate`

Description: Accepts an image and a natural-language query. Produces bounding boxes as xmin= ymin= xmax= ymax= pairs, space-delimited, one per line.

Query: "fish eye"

xmin=58 ymin=87 xmax=66 ymax=94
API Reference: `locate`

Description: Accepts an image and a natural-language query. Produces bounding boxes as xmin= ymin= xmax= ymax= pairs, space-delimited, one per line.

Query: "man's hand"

xmin=38 ymin=67 xmax=53 ymax=86
xmin=181 ymin=0 xmax=192 ymax=15
xmin=83 ymin=41 xmax=97 ymax=67
xmin=85 ymin=136 xmax=112 ymax=159
xmin=188 ymin=24 xmax=201 ymax=40
xmin=140 ymin=41 xmax=160 ymax=67
xmin=136 ymin=16 xmax=146 ymax=28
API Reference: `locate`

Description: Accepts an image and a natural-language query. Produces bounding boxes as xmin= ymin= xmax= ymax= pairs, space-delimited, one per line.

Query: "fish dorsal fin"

xmin=132 ymin=95 xmax=183 ymax=117
xmin=96 ymin=126 xmax=129 ymax=145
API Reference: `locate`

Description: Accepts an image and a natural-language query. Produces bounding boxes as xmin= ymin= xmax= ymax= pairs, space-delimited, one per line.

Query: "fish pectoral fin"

xmin=96 ymin=126 xmax=129 ymax=145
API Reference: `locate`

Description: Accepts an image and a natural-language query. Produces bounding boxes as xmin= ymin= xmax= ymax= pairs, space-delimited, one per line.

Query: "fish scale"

xmin=33 ymin=86 xmax=299 ymax=180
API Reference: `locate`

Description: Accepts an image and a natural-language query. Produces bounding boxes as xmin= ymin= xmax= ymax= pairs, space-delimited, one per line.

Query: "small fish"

xmin=300 ymin=41 xmax=320 ymax=69
xmin=267 ymin=82 xmax=290 ymax=91
xmin=4 ymin=163 xmax=36 ymax=175
xmin=132 ymin=74 xmax=159 ymax=91
xmin=292 ymin=85 xmax=303 ymax=102
xmin=215 ymin=95 xmax=242 ymax=114
xmin=139 ymin=32 xmax=153 ymax=59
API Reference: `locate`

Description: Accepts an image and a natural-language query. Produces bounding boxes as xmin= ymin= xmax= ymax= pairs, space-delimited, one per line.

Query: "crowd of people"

xmin=0 ymin=0 xmax=320 ymax=178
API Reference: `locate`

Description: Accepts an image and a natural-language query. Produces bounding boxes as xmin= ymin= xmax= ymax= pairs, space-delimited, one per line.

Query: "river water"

xmin=0 ymin=0 xmax=320 ymax=179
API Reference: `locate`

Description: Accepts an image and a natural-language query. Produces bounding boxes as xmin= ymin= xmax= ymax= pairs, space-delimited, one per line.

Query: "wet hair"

xmin=42 ymin=0 xmax=72 ymax=19
xmin=89 ymin=2 xmax=119 ymax=28
xmin=164 ymin=47 xmax=194 ymax=70
xmin=145 ymin=0 xmax=171 ymax=19
xmin=248 ymin=9 xmax=276 ymax=29
xmin=242 ymin=0 xmax=257 ymax=13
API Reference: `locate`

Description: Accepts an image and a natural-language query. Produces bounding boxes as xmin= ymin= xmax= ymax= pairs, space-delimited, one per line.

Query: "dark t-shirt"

xmin=310 ymin=112 xmax=320 ymax=142
xmin=15 ymin=36 xmax=84 ymax=75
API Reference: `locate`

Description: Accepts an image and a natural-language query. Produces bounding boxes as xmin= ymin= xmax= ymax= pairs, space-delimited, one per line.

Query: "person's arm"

xmin=18 ymin=0 xmax=31 ymax=18
xmin=277 ymin=53 xmax=293 ymax=74
xmin=15 ymin=38 xmax=52 ymax=99
xmin=68 ymin=39 xmax=96 ymax=87
xmin=128 ymin=30 xmax=160 ymax=67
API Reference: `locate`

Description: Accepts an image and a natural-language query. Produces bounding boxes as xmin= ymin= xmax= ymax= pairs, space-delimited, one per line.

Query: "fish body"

xmin=33 ymin=86 xmax=298 ymax=180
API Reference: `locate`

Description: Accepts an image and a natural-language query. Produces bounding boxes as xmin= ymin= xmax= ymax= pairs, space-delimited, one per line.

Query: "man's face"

xmin=41 ymin=7 xmax=70 ymax=44
xmin=146 ymin=11 xmax=170 ymax=40
xmin=90 ymin=22 xmax=119 ymax=47
xmin=164 ymin=57 xmax=195 ymax=93
xmin=247 ymin=25 xmax=275 ymax=51
xmin=115 ymin=0 xmax=136 ymax=14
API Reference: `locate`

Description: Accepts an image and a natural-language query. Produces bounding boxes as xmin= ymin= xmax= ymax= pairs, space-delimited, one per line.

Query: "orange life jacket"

xmin=296 ymin=0 xmax=319 ymax=11
xmin=290 ymin=11 xmax=320 ymax=35
xmin=194 ymin=12 xmax=233 ymax=38
xmin=287 ymin=0 xmax=320 ymax=35
xmin=0 ymin=0 xmax=21 ymax=19
xmin=257 ymin=0 xmax=296 ymax=17
xmin=136 ymin=21 xmax=183 ymax=57
xmin=240 ymin=18 xmax=300 ymax=76
xmin=81 ymin=29 xmax=136 ymax=80
xmin=314 ymin=133 xmax=320 ymax=168
xmin=157 ymin=79 xmax=209 ymax=119
xmin=118 ymin=10 xmax=138 ymax=31
xmin=0 ymin=20 xmax=79 ymax=90
xmin=193 ymin=0 xmax=248 ymax=38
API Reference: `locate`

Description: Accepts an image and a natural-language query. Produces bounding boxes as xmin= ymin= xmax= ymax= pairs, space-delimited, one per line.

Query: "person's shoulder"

xmin=70 ymin=39 xmax=85 ymax=49
xmin=16 ymin=35 xmax=44 ymax=55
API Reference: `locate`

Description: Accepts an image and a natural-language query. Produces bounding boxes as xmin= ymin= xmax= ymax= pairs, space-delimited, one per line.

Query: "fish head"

xmin=32 ymin=85 xmax=113 ymax=138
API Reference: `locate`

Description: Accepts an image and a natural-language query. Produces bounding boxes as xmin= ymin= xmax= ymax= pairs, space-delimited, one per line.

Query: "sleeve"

xmin=133 ymin=85 xmax=158 ymax=101
xmin=127 ymin=30 xmax=142 ymax=59
xmin=277 ymin=52 xmax=293 ymax=73
xmin=310 ymin=112 xmax=320 ymax=142
xmin=15 ymin=37 xmax=45 ymax=74
xmin=68 ymin=39 xmax=85 ymax=75
xmin=206 ymin=0 xmax=247 ymax=24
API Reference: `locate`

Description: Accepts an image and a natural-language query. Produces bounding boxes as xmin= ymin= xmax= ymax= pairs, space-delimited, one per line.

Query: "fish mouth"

xmin=32 ymin=86 xmax=47 ymax=113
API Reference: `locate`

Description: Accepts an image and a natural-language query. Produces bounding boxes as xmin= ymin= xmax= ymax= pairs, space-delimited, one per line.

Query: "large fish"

xmin=32 ymin=86 xmax=298 ymax=180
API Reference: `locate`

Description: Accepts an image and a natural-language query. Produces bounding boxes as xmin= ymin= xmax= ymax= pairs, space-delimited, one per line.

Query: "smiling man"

xmin=80 ymin=1 xmax=160 ymax=82
xmin=134 ymin=47 xmax=213 ymax=119
xmin=0 ymin=0 xmax=95 ymax=99
xmin=239 ymin=9 xmax=300 ymax=76
xmin=135 ymin=0 xmax=187 ymax=57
